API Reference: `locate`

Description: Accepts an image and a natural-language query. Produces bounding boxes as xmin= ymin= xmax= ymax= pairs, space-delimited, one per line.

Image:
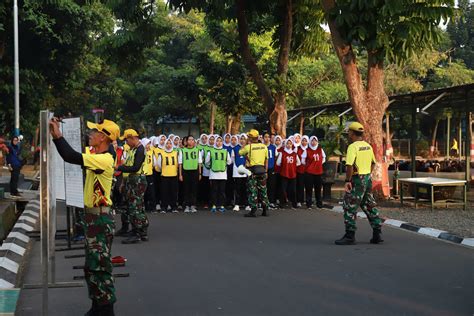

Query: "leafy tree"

xmin=321 ymin=0 xmax=455 ymax=192
xmin=447 ymin=0 xmax=474 ymax=68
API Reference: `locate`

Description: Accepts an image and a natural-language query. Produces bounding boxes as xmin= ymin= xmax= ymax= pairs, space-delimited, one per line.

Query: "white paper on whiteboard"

xmin=62 ymin=117 xmax=84 ymax=208
xmin=51 ymin=136 xmax=65 ymax=200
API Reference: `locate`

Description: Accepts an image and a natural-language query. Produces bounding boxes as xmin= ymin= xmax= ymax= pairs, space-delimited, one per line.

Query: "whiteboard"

xmin=62 ymin=117 xmax=84 ymax=208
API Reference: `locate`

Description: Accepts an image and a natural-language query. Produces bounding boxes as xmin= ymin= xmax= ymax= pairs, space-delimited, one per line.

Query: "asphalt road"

xmin=17 ymin=208 xmax=474 ymax=316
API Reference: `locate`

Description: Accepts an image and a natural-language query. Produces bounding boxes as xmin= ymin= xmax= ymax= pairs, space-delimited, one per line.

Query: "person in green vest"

xmin=179 ymin=135 xmax=202 ymax=213
xmin=205 ymin=135 xmax=232 ymax=213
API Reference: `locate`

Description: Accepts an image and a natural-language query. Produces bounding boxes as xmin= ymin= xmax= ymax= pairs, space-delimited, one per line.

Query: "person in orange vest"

xmin=302 ymin=136 xmax=326 ymax=209
xmin=276 ymin=138 xmax=301 ymax=209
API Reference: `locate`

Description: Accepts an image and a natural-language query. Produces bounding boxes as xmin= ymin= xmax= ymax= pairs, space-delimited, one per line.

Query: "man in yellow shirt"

xmin=335 ymin=122 xmax=383 ymax=245
xmin=239 ymin=129 xmax=270 ymax=217
xmin=50 ymin=117 xmax=119 ymax=316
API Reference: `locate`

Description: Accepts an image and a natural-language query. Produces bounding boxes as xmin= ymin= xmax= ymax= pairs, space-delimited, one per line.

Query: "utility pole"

xmin=13 ymin=0 xmax=20 ymax=136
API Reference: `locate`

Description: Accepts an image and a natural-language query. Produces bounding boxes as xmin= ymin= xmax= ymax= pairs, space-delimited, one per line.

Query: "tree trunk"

xmin=270 ymin=94 xmax=288 ymax=137
xmin=226 ymin=115 xmax=233 ymax=134
xmin=299 ymin=112 xmax=305 ymax=135
xmin=430 ymin=118 xmax=440 ymax=157
xmin=322 ymin=0 xmax=389 ymax=196
xmin=236 ymin=0 xmax=292 ymax=138
xmin=209 ymin=102 xmax=216 ymax=134
xmin=230 ymin=113 xmax=242 ymax=135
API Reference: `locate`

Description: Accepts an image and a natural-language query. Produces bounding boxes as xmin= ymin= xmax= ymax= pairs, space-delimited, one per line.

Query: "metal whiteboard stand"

xmin=23 ymin=111 xmax=83 ymax=316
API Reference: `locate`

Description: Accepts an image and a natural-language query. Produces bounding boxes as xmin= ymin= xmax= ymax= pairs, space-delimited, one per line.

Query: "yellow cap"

xmin=348 ymin=122 xmax=364 ymax=132
xmin=86 ymin=119 xmax=120 ymax=141
xmin=120 ymin=129 xmax=139 ymax=140
xmin=247 ymin=129 xmax=259 ymax=138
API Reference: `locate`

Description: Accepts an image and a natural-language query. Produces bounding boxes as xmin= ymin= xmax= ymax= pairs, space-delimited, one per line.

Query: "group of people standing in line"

xmin=111 ymin=129 xmax=328 ymax=242
xmin=48 ymin=116 xmax=384 ymax=316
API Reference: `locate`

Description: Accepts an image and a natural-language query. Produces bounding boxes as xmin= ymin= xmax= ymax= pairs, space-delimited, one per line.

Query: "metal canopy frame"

xmin=287 ymin=83 xmax=474 ymax=184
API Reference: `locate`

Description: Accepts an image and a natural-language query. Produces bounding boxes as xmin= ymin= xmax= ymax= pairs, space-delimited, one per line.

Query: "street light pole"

xmin=13 ymin=0 xmax=20 ymax=136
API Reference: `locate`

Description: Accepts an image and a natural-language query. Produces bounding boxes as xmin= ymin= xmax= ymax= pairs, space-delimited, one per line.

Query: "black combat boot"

xmin=244 ymin=209 xmax=257 ymax=217
xmin=122 ymin=231 xmax=141 ymax=244
xmin=370 ymin=228 xmax=384 ymax=244
xmin=114 ymin=223 xmax=129 ymax=237
xmin=97 ymin=303 xmax=115 ymax=316
xmin=335 ymin=231 xmax=356 ymax=245
xmin=261 ymin=205 xmax=268 ymax=217
xmin=84 ymin=300 xmax=98 ymax=316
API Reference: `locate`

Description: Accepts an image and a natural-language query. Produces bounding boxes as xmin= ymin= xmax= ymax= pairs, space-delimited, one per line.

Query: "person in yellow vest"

xmin=116 ymin=129 xmax=149 ymax=244
xmin=152 ymin=136 xmax=163 ymax=212
xmin=50 ymin=118 xmax=120 ymax=315
xmin=450 ymin=138 xmax=459 ymax=156
xmin=157 ymin=138 xmax=179 ymax=213
xmin=335 ymin=122 xmax=383 ymax=245
xmin=239 ymin=129 xmax=270 ymax=217
xmin=141 ymin=138 xmax=156 ymax=213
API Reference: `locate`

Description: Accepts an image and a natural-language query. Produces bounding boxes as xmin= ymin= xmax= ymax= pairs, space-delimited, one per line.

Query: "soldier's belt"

xmin=85 ymin=206 xmax=111 ymax=215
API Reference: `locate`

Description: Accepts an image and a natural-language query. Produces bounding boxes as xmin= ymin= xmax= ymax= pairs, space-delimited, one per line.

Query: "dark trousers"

xmin=183 ymin=169 xmax=199 ymax=207
xmin=10 ymin=167 xmax=20 ymax=194
xmin=267 ymin=168 xmax=277 ymax=204
xmin=225 ymin=168 xmax=234 ymax=205
xmin=178 ymin=178 xmax=184 ymax=207
xmin=112 ymin=174 xmax=124 ymax=209
xmin=275 ymin=173 xmax=285 ymax=204
xmin=281 ymin=176 xmax=297 ymax=208
xmin=305 ymin=173 xmax=323 ymax=207
xmin=198 ymin=175 xmax=210 ymax=205
xmin=234 ymin=177 xmax=248 ymax=206
xmin=161 ymin=176 xmax=178 ymax=210
xmin=153 ymin=170 xmax=161 ymax=205
xmin=144 ymin=175 xmax=156 ymax=211
xmin=296 ymin=173 xmax=305 ymax=203
xmin=210 ymin=179 xmax=226 ymax=207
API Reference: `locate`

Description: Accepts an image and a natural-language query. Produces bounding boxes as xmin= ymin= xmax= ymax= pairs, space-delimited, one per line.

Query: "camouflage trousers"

xmin=84 ymin=213 xmax=116 ymax=305
xmin=247 ymin=174 xmax=270 ymax=210
xmin=125 ymin=175 xmax=149 ymax=235
xmin=343 ymin=174 xmax=382 ymax=232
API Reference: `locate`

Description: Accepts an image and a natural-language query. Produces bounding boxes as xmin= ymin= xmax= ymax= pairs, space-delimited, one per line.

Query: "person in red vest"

xmin=296 ymin=135 xmax=309 ymax=207
xmin=276 ymin=138 xmax=301 ymax=209
xmin=302 ymin=136 xmax=326 ymax=209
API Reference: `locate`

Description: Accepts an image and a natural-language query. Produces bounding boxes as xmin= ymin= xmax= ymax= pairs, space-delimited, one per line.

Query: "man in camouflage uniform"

xmin=239 ymin=129 xmax=270 ymax=217
xmin=117 ymin=129 xmax=149 ymax=244
xmin=50 ymin=118 xmax=120 ymax=316
xmin=335 ymin=122 xmax=384 ymax=245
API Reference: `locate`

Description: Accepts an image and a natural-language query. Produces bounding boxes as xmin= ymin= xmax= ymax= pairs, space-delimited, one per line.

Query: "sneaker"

xmin=297 ymin=202 xmax=302 ymax=208
xmin=233 ymin=205 xmax=240 ymax=212
xmin=203 ymin=204 xmax=209 ymax=209
xmin=156 ymin=204 xmax=161 ymax=211
xmin=178 ymin=205 xmax=183 ymax=210
xmin=172 ymin=209 xmax=179 ymax=213
xmin=160 ymin=210 xmax=166 ymax=214
xmin=167 ymin=206 xmax=172 ymax=211
xmin=184 ymin=206 xmax=191 ymax=213
xmin=307 ymin=205 xmax=313 ymax=209
xmin=245 ymin=206 xmax=251 ymax=211
xmin=191 ymin=206 xmax=198 ymax=213
xmin=211 ymin=206 xmax=217 ymax=213
xmin=269 ymin=203 xmax=276 ymax=209
xmin=219 ymin=206 xmax=226 ymax=213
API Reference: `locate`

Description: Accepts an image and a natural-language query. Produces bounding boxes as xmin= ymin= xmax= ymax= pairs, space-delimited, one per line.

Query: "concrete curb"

xmin=0 ymin=199 xmax=39 ymax=288
xmin=329 ymin=205 xmax=474 ymax=249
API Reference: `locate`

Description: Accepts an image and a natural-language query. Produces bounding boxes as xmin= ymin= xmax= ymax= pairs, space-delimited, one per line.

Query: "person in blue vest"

xmin=231 ymin=135 xmax=248 ymax=212
xmin=6 ymin=136 xmax=23 ymax=196
xmin=264 ymin=133 xmax=277 ymax=209
xmin=223 ymin=133 xmax=235 ymax=207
